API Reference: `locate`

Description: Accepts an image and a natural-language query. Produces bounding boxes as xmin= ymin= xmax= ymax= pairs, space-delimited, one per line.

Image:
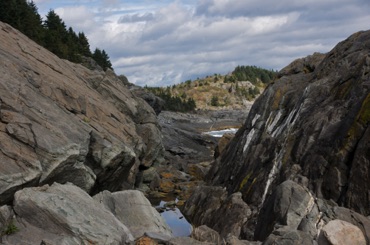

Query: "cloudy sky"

xmin=33 ymin=0 xmax=370 ymax=86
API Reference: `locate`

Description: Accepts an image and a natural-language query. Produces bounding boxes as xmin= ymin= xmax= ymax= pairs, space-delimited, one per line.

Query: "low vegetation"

xmin=146 ymin=66 xmax=277 ymax=111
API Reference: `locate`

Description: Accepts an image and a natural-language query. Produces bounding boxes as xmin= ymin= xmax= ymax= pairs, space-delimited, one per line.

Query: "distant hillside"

xmin=146 ymin=66 xmax=277 ymax=111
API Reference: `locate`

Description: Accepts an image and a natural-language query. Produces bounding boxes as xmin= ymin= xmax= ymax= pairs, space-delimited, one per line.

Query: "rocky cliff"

xmin=184 ymin=30 xmax=370 ymax=243
xmin=0 ymin=21 xmax=164 ymax=204
xmin=209 ymin=30 xmax=370 ymax=214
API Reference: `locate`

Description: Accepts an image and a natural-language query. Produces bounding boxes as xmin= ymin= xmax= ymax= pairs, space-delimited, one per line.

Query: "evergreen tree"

xmin=0 ymin=0 xmax=44 ymax=44
xmin=93 ymin=48 xmax=113 ymax=71
xmin=66 ymin=27 xmax=82 ymax=63
xmin=43 ymin=10 xmax=69 ymax=59
xmin=78 ymin=32 xmax=91 ymax=57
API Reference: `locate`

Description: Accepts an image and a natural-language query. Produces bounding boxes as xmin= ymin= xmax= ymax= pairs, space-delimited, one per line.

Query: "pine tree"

xmin=93 ymin=48 xmax=113 ymax=71
xmin=0 ymin=0 xmax=44 ymax=44
xmin=78 ymin=32 xmax=91 ymax=57
xmin=43 ymin=10 xmax=69 ymax=59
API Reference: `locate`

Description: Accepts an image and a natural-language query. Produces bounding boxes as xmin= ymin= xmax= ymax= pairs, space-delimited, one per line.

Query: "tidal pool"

xmin=154 ymin=199 xmax=193 ymax=237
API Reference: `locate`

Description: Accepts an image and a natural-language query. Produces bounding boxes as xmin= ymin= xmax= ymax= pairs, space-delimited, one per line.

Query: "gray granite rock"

xmin=0 ymin=21 xmax=164 ymax=204
xmin=2 ymin=183 xmax=133 ymax=245
xmin=93 ymin=189 xmax=172 ymax=239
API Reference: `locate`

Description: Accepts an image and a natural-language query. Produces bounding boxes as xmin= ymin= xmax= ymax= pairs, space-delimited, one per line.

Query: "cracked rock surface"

xmin=0 ymin=21 xmax=164 ymax=204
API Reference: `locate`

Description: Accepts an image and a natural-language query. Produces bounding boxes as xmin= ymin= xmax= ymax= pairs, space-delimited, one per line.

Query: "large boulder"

xmin=182 ymin=186 xmax=251 ymax=238
xmin=0 ymin=21 xmax=164 ymax=204
xmin=2 ymin=183 xmax=134 ymax=245
xmin=317 ymin=220 xmax=366 ymax=245
xmin=254 ymin=180 xmax=315 ymax=240
xmin=253 ymin=180 xmax=370 ymax=243
xmin=93 ymin=189 xmax=172 ymax=239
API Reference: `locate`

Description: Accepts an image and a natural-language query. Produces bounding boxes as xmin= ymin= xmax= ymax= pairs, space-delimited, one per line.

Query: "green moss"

xmin=342 ymin=94 xmax=370 ymax=153
xmin=272 ymin=88 xmax=282 ymax=110
xmin=245 ymin=177 xmax=257 ymax=195
xmin=82 ymin=117 xmax=90 ymax=123
xmin=358 ymin=94 xmax=370 ymax=125
xmin=3 ymin=221 xmax=18 ymax=236
xmin=333 ymin=81 xmax=353 ymax=100
xmin=239 ymin=171 xmax=253 ymax=191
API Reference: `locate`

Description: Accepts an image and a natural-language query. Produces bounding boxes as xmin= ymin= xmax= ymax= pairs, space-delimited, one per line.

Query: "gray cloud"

xmin=118 ymin=12 xmax=154 ymax=23
xmin=50 ymin=0 xmax=370 ymax=86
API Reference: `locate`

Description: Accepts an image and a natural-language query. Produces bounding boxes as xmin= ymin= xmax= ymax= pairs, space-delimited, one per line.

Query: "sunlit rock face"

xmin=208 ymin=30 xmax=370 ymax=216
xmin=0 ymin=21 xmax=164 ymax=204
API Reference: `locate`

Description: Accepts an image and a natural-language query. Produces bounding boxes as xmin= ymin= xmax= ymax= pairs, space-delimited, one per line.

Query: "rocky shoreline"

xmin=143 ymin=109 xmax=249 ymax=215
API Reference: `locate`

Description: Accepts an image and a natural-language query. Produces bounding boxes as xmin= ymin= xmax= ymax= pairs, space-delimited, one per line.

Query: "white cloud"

xmin=55 ymin=6 xmax=96 ymax=33
xmin=35 ymin=0 xmax=370 ymax=86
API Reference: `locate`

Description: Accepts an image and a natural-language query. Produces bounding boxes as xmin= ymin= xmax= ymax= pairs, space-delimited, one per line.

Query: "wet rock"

xmin=93 ymin=190 xmax=172 ymax=239
xmin=3 ymin=183 xmax=133 ymax=245
xmin=317 ymin=220 xmax=366 ymax=245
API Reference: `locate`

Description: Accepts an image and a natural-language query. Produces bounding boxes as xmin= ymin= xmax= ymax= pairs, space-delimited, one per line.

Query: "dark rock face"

xmin=181 ymin=30 xmax=370 ymax=243
xmin=131 ymin=88 xmax=165 ymax=115
xmin=182 ymin=186 xmax=251 ymax=238
xmin=254 ymin=180 xmax=314 ymax=241
xmin=0 ymin=21 xmax=164 ymax=204
xmin=208 ymin=30 xmax=370 ymax=216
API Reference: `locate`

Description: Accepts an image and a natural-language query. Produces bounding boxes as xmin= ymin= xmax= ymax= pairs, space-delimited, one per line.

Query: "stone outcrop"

xmin=2 ymin=183 xmax=134 ymax=244
xmin=184 ymin=30 xmax=370 ymax=243
xmin=0 ymin=21 xmax=164 ymax=204
xmin=182 ymin=186 xmax=251 ymax=238
xmin=207 ymin=30 xmax=370 ymax=214
xmin=93 ymin=189 xmax=172 ymax=239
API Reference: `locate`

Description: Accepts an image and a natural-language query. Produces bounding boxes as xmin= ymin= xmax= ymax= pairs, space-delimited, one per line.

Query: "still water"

xmin=156 ymin=200 xmax=192 ymax=237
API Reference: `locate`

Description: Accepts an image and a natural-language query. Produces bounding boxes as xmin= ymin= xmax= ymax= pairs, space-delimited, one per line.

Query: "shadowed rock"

xmin=208 ymin=30 xmax=370 ymax=216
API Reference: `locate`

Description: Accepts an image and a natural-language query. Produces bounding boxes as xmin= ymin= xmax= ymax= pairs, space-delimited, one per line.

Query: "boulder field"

xmin=183 ymin=30 xmax=370 ymax=244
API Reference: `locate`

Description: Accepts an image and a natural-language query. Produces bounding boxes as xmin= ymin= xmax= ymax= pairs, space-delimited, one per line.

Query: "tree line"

xmin=225 ymin=65 xmax=277 ymax=84
xmin=0 ymin=0 xmax=113 ymax=71
xmin=145 ymin=87 xmax=196 ymax=112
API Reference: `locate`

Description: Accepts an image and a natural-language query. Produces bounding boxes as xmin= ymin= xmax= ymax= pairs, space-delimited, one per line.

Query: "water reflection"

xmin=157 ymin=200 xmax=193 ymax=237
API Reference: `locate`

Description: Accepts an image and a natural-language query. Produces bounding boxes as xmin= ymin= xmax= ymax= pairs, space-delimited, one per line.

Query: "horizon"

xmin=33 ymin=0 xmax=370 ymax=87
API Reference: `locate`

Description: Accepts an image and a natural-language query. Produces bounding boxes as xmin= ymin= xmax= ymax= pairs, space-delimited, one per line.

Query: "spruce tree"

xmin=44 ymin=10 xmax=69 ymax=59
